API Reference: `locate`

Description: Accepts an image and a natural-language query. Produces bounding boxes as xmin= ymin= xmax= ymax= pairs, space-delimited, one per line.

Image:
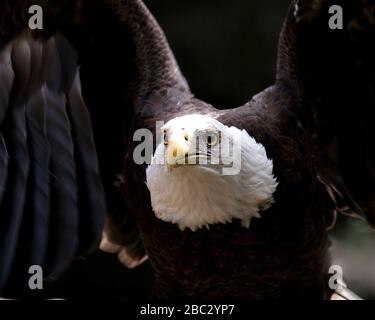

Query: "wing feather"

xmin=0 ymin=38 xmax=31 ymax=288
xmin=43 ymin=87 xmax=79 ymax=278
xmin=66 ymin=71 xmax=106 ymax=254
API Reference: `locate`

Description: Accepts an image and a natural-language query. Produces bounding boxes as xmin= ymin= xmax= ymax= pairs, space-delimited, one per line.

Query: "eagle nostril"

xmin=173 ymin=149 xmax=177 ymax=157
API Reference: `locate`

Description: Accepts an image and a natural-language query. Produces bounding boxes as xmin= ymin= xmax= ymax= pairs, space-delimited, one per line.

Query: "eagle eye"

xmin=206 ymin=132 xmax=219 ymax=147
xmin=163 ymin=130 xmax=168 ymax=145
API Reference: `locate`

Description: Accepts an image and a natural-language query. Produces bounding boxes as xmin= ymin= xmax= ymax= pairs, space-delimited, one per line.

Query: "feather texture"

xmin=0 ymin=29 xmax=106 ymax=294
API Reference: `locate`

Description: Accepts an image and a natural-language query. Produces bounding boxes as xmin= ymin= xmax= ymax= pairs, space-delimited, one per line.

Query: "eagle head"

xmin=146 ymin=114 xmax=278 ymax=231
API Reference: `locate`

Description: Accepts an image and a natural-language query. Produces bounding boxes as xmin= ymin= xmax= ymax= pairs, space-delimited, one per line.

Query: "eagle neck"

xmin=118 ymin=0 xmax=190 ymax=106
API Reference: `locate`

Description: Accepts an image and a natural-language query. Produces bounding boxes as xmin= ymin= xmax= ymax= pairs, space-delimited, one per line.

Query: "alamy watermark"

xmin=28 ymin=265 xmax=43 ymax=290
xmin=328 ymin=265 xmax=346 ymax=290
xmin=28 ymin=5 xmax=43 ymax=30
xmin=328 ymin=5 xmax=343 ymax=30
xmin=132 ymin=121 xmax=242 ymax=175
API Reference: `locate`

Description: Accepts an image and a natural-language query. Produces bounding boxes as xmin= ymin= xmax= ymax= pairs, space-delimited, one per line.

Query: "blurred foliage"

xmin=331 ymin=215 xmax=375 ymax=299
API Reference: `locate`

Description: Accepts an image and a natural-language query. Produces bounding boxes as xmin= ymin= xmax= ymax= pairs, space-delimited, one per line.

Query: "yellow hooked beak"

xmin=164 ymin=133 xmax=190 ymax=171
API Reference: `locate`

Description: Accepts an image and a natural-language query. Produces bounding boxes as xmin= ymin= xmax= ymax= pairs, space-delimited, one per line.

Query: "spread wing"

xmin=0 ymin=31 xmax=107 ymax=293
xmin=0 ymin=0 xmax=189 ymax=295
xmin=277 ymin=0 xmax=375 ymax=227
xmin=0 ymin=1 xmax=114 ymax=295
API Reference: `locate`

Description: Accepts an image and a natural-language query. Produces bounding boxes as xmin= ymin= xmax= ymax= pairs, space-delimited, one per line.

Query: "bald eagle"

xmin=101 ymin=0 xmax=375 ymax=299
xmin=0 ymin=0 xmax=374 ymax=299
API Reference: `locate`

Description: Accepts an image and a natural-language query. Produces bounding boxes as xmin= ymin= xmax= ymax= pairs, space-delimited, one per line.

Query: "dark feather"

xmin=277 ymin=0 xmax=375 ymax=226
xmin=4 ymin=88 xmax=51 ymax=294
xmin=0 ymin=45 xmax=13 ymax=205
xmin=23 ymin=88 xmax=51 ymax=267
xmin=0 ymin=38 xmax=32 ymax=289
xmin=66 ymin=71 xmax=106 ymax=254
xmin=0 ymin=136 xmax=8 ymax=204
xmin=43 ymin=88 xmax=79 ymax=278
